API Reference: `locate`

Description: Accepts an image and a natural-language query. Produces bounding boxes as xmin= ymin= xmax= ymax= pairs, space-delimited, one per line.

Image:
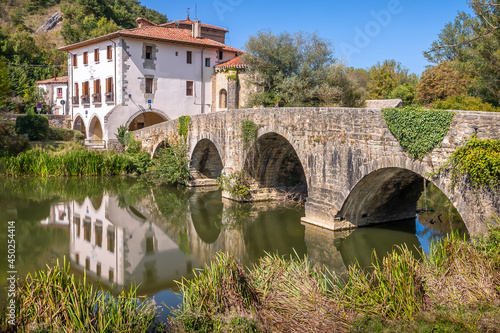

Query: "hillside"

xmin=0 ymin=0 xmax=168 ymax=113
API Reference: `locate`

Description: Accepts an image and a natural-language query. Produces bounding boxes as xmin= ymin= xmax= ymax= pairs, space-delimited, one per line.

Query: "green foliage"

xmin=47 ymin=127 xmax=80 ymax=141
xmin=177 ymin=115 xmax=190 ymax=141
xmin=431 ymin=94 xmax=498 ymax=112
xmin=115 ymin=124 xmax=128 ymax=145
xmin=0 ymin=258 xmax=165 ymax=332
xmin=0 ymin=146 xmax=133 ymax=176
xmin=367 ymin=59 xmax=418 ymax=100
xmin=0 ymin=119 xmax=29 ymax=157
xmin=15 ymin=113 xmax=49 ymax=140
xmin=388 ymin=84 xmax=416 ymax=106
xmin=123 ymin=138 xmax=152 ymax=175
xmin=0 ymin=62 xmax=11 ymax=111
xmin=241 ymin=119 xmax=258 ymax=150
xmin=435 ymin=136 xmax=500 ymax=190
xmin=217 ymin=171 xmax=251 ymax=199
xmin=148 ymin=140 xmax=191 ymax=186
xmin=382 ymin=107 xmax=455 ymax=159
xmin=244 ymin=30 xmax=363 ymax=107
xmin=416 ymin=62 xmax=469 ymax=105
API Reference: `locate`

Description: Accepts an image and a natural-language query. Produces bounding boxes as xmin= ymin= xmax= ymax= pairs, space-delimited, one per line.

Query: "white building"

xmin=36 ymin=76 xmax=69 ymax=115
xmin=59 ymin=16 xmax=243 ymax=146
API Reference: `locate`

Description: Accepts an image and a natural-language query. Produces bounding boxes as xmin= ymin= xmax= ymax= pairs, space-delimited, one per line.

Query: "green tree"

xmin=0 ymin=61 xmax=11 ymax=111
xmin=243 ymin=30 xmax=362 ymax=107
xmin=367 ymin=59 xmax=417 ymax=100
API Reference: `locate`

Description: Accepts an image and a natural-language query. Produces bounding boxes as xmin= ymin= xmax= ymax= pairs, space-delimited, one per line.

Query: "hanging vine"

xmin=382 ymin=107 xmax=455 ymax=159
xmin=177 ymin=115 xmax=190 ymax=141
xmin=241 ymin=119 xmax=258 ymax=150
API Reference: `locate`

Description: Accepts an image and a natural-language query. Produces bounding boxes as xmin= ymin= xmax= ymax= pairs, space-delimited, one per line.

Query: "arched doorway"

xmin=244 ymin=132 xmax=307 ymax=201
xmin=73 ymin=116 xmax=87 ymax=139
xmin=88 ymin=116 xmax=103 ymax=140
xmin=219 ymin=89 xmax=227 ymax=109
xmin=128 ymin=112 xmax=167 ymax=131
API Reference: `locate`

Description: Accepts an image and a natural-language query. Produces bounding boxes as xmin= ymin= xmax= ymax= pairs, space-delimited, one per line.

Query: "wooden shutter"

xmin=94 ymin=48 xmax=99 ymax=62
xmin=73 ymin=54 xmax=77 ymax=67
xmin=74 ymin=83 xmax=79 ymax=97
xmin=107 ymin=45 xmax=112 ymax=60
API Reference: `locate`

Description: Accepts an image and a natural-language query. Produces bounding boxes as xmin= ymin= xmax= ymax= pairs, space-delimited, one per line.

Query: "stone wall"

xmin=135 ymin=107 xmax=500 ymax=235
xmin=3 ymin=114 xmax=72 ymax=129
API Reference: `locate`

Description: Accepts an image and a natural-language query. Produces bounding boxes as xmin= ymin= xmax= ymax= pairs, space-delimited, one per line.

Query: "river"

xmin=0 ymin=176 xmax=467 ymax=321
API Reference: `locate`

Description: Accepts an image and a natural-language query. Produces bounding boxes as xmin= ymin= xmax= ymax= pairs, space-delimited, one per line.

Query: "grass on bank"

xmin=0 ymin=258 xmax=166 ymax=333
xmin=172 ymin=227 xmax=500 ymax=333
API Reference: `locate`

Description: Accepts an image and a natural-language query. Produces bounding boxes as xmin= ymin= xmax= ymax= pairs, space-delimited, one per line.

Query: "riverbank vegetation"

xmin=0 ymin=258 xmax=166 ymax=333
xmin=171 ymin=227 xmax=500 ymax=332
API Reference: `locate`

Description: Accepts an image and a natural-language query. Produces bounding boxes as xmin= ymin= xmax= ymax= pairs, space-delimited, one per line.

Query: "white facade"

xmin=62 ymin=19 xmax=241 ymax=144
xmin=36 ymin=77 xmax=69 ymax=115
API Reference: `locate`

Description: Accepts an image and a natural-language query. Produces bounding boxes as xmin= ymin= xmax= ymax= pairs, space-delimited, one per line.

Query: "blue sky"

xmin=141 ymin=0 xmax=472 ymax=75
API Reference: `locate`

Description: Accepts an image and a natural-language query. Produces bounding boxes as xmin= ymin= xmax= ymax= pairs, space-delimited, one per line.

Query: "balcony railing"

xmin=105 ymin=92 xmax=114 ymax=103
xmin=81 ymin=95 xmax=90 ymax=105
xmin=92 ymin=93 xmax=101 ymax=103
xmin=72 ymin=96 xmax=79 ymax=105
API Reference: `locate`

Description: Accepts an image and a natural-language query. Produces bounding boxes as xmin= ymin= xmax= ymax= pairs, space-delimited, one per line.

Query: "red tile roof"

xmin=160 ymin=18 xmax=228 ymax=32
xmin=36 ymin=76 xmax=68 ymax=84
xmin=59 ymin=26 xmax=242 ymax=52
xmin=215 ymin=55 xmax=247 ymax=69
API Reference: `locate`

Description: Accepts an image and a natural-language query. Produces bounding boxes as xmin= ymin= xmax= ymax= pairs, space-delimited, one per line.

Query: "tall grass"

xmin=0 ymin=147 xmax=133 ymax=176
xmin=0 ymin=258 xmax=165 ymax=333
xmin=172 ymin=228 xmax=500 ymax=332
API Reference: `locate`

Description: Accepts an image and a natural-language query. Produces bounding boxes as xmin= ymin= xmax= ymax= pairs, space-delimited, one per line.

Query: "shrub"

xmin=178 ymin=115 xmax=190 ymax=141
xmin=15 ymin=114 xmax=49 ymax=141
xmin=148 ymin=140 xmax=191 ymax=185
xmin=115 ymin=124 xmax=128 ymax=145
xmin=432 ymin=95 xmax=498 ymax=112
xmin=0 ymin=119 xmax=29 ymax=157
xmin=217 ymin=171 xmax=251 ymax=199
xmin=47 ymin=127 xmax=80 ymax=141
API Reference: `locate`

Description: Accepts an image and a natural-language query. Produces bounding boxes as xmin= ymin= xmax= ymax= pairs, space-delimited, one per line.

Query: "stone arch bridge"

xmin=134 ymin=107 xmax=500 ymax=235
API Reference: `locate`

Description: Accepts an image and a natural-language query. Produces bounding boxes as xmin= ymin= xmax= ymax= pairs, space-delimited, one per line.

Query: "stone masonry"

xmin=134 ymin=107 xmax=500 ymax=236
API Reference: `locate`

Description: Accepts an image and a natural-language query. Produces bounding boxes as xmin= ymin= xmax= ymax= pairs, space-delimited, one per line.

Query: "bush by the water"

xmin=0 ymin=146 xmax=143 ymax=176
xmin=0 ymin=258 xmax=165 ymax=333
xmin=148 ymin=140 xmax=191 ymax=185
xmin=14 ymin=113 xmax=49 ymax=141
xmin=172 ymin=228 xmax=500 ymax=332
xmin=0 ymin=119 xmax=29 ymax=157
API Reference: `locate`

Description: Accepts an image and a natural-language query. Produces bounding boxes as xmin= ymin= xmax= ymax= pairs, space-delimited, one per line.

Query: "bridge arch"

xmin=243 ymin=131 xmax=308 ymax=200
xmin=189 ymin=138 xmax=224 ymax=181
xmin=336 ymin=157 xmax=468 ymax=231
xmin=126 ymin=110 xmax=169 ymax=131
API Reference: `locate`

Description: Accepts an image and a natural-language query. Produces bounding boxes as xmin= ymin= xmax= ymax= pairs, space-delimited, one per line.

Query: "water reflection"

xmin=0 ymin=177 xmax=468 ymax=314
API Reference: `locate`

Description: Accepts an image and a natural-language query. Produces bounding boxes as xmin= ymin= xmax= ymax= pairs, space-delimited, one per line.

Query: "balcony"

xmin=72 ymin=96 xmax=79 ymax=105
xmin=92 ymin=93 xmax=101 ymax=104
xmin=81 ymin=95 xmax=90 ymax=105
xmin=105 ymin=92 xmax=114 ymax=103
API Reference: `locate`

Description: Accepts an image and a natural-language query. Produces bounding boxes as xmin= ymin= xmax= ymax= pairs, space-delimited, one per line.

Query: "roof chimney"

xmin=192 ymin=20 xmax=201 ymax=38
xmin=136 ymin=17 xmax=156 ymax=28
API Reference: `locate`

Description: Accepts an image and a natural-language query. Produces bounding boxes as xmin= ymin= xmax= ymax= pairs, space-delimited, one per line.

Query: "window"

xmin=186 ymin=81 xmax=193 ymax=96
xmin=108 ymin=269 xmax=114 ymax=283
xmin=107 ymin=45 xmax=112 ymax=60
xmin=73 ymin=54 xmax=77 ymax=67
xmin=145 ymin=45 xmax=153 ymax=60
xmin=73 ymin=83 xmax=79 ymax=105
xmin=85 ymin=257 xmax=90 ymax=271
xmin=96 ymin=263 xmax=101 ymax=277
xmin=93 ymin=79 xmax=101 ymax=103
xmin=75 ymin=253 xmax=79 ymax=265
xmin=205 ymin=58 xmax=211 ymax=67
xmin=95 ymin=223 xmax=102 ymax=247
xmin=73 ymin=216 xmax=80 ymax=238
xmin=105 ymin=77 xmax=113 ymax=102
xmin=175 ymin=51 xmax=178 ymax=56
xmin=83 ymin=51 xmax=88 ymax=65
xmin=218 ymin=50 xmax=223 ymax=60
xmin=94 ymin=48 xmax=100 ymax=62
xmin=186 ymin=51 xmax=192 ymax=64
xmin=83 ymin=219 xmax=91 ymax=242
xmin=57 ymin=88 xmax=63 ymax=98
xmin=107 ymin=227 xmax=115 ymax=253
xmin=82 ymin=81 xmax=90 ymax=104
xmin=145 ymin=78 xmax=153 ymax=94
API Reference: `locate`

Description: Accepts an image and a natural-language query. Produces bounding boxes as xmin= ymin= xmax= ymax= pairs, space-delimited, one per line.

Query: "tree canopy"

xmin=243 ymin=30 xmax=363 ymax=107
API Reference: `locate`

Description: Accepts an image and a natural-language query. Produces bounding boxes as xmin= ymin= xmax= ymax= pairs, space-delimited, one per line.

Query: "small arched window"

xmin=219 ymin=89 xmax=227 ymax=109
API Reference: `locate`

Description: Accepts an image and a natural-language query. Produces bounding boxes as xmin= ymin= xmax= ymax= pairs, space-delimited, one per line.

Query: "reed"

xmin=0 ymin=258 xmax=165 ymax=333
